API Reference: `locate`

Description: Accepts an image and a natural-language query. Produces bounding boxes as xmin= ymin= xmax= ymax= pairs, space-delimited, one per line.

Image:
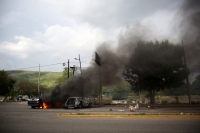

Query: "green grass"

xmin=7 ymin=70 xmax=62 ymax=88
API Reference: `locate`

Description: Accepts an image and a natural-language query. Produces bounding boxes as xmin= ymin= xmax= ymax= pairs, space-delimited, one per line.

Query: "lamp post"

xmin=138 ymin=76 xmax=140 ymax=103
xmin=134 ymin=74 xmax=140 ymax=103
xmin=28 ymin=74 xmax=31 ymax=98
xmin=75 ymin=54 xmax=83 ymax=97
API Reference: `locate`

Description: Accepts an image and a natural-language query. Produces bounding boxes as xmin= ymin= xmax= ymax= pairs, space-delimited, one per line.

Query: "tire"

xmin=78 ymin=104 xmax=82 ymax=109
xmin=31 ymin=106 xmax=35 ymax=108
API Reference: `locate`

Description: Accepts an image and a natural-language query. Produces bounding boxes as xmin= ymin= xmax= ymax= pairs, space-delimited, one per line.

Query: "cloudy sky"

xmin=0 ymin=0 xmax=184 ymax=72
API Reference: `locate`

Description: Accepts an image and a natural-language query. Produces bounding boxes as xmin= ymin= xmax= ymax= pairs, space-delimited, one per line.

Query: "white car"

xmin=22 ymin=95 xmax=29 ymax=101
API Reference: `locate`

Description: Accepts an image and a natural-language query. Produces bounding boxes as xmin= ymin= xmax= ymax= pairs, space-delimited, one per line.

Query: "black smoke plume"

xmin=45 ymin=41 xmax=136 ymax=105
xmin=177 ymin=0 xmax=200 ymax=72
xmin=45 ymin=0 xmax=200 ymax=105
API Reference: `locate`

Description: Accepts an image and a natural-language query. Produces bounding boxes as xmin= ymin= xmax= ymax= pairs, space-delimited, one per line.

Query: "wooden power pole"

xmin=182 ymin=40 xmax=191 ymax=104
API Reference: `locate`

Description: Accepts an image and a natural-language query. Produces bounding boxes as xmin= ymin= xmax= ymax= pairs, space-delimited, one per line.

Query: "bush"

xmin=170 ymin=101 xmax=179 ymax=104
xmin=127 ymin=98 xmax=133 ymax=104
xmin=161 ymin=100 xmax=168 ymax=104
xmin=191 ymin=101 xmax=200 ymax=104
xmin=102 ymin=98 xmax=112 ymax=105
xmin=175 ymin=96 xmax=179 ymax=103
xmin=93 ymin=98 xmax=112 ymax=105
xmin=196 ymin=101 xmax=200 ymax=104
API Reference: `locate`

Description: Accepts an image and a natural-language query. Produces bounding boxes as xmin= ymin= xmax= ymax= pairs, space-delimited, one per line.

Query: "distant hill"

xmin=7 ymin=70 xmax=62 ymax=88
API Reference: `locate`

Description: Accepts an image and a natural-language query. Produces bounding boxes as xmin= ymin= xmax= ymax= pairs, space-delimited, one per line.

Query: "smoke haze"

xmin=178 ymin=0 xmax=200 ymax=71
xmin=45 ymin=0 xmax=200 ymax=105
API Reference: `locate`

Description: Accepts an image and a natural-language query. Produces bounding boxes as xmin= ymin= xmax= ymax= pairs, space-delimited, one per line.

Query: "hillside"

xmin=7 ymin=70 xmax=62 ymax=88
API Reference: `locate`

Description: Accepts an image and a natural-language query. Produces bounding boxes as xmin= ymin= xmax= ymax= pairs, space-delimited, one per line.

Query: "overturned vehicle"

xmin=65 ymin=97 xmax=94 ymax=109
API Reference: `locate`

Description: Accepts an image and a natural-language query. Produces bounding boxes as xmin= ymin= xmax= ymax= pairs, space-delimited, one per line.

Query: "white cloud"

xmin=0 ymin=36 xmax=52 ymax=59
xmin=38 ymin=24 xmax=106 ymax=53
xmin=0 ymin=0 xmax=185 ymax=71
xmin=42 ymin=0 xmax=182 ymax=29
xmin=0 ymin=23 xmax=111 ymax=70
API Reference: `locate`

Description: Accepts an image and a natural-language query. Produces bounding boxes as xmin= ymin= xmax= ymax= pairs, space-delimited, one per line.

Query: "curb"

xmin=57 ymin=113 xmax=200 ymax=118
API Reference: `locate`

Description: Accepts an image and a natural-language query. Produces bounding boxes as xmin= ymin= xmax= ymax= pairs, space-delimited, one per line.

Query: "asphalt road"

xmin=0 ymin=102 xmax=199 ymax=133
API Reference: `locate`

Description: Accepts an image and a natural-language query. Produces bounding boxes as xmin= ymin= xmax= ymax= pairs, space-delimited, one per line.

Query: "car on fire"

xmin=65 ymin=97 xmax=94 ymax=109
xmin=28 ymin=97 xmax=43 ymax=108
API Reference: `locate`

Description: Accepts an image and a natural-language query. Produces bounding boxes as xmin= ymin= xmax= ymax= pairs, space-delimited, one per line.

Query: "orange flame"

xmin=40 ymin=102 xmax=62 ymax=109
xmin=55 ymin=102 xmax=62 ymax=107
xmin=43 ymin=102 xmax=52 ymax=109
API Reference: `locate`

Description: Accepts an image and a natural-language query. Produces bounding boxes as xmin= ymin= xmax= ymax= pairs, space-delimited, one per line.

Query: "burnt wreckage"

xmin=65 ymin=97 xmax=94 ymax=109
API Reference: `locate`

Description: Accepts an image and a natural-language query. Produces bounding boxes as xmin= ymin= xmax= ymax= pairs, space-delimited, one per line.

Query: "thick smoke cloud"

xmin=45 ymin=0 xmax=200 ymax=105
xmin=177 ymin=0 xmax=200 ymax=71
xmin=45 ymin=41 xmax=136 ymax=105
xmin=45 ymin=23 xmax=155 ymax=105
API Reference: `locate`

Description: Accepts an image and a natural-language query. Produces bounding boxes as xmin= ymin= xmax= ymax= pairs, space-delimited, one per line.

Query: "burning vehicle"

xmin=65 ymin=97 xmax=94 ymax=109
xmin=28 ymin=97 xmax=44 ymax=109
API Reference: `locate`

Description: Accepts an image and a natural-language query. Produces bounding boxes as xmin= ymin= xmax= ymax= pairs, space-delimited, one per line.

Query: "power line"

xmin=6 ymin=61 xmax=79 ymax=70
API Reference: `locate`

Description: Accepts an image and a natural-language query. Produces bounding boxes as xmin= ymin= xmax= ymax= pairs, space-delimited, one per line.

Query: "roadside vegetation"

xmin=0 ymin=70 xmax=62 ymax=100
xmin=7 ymin=70 xmax=62 ymax=88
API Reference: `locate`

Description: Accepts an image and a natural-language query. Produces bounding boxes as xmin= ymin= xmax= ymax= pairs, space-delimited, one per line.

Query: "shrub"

xmin=196 ymin=101 xmax=200 ymax=104
xmin=161 ymin=100 xmax=168 ymax=104
xmin=175 ymin=96 xmax=179 ymax=103
xmin=127 ymin=98 xmax=134 ymax=104
xmin=170 ymin=101 xmax=179 ymax=104
xmin=102 ymin=98 xmax=112 ymax=105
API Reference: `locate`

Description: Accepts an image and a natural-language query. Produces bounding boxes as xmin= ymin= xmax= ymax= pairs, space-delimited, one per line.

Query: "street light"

xmin=138 ymin=76 xmax=140 ymax=103
xmin=75 ymin=54 xmax=83 ymax=97
xmin=134 ymin=74 xmax=140 ymax=103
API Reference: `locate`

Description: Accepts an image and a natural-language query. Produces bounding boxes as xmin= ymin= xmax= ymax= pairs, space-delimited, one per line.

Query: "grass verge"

xmin=57 ymin=113 xmax=200 ymax=119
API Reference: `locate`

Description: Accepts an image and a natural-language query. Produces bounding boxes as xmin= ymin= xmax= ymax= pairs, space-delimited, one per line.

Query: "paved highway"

xmin=0 ymin=102 xmax=199 ymax=133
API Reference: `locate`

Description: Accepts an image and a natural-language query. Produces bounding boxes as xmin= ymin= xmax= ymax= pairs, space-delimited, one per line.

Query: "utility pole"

xmin=95 ymin=52 xmax=102 ymax=106
xmin=73 ymin=65 xmax=75 ymax=76
xmin=138 ymin=76 xmax=140 ymax=103
xmin=182 ymin=40 xmax=191 ymax=104
xmin=75 ymin=54 xmax=83 ymax=98
xmin=68 ymin=59 xmax=70 ymax=79
xmin=28 ymin=74 xmax=31 ymax=98
xmin=38 ymin=64 xmax=40 ymax=97
xmin=99 ymin=64 xmax=102 ymax=105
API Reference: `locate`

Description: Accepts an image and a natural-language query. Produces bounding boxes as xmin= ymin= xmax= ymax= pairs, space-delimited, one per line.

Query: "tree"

xmin=122 ymin=40 xmax=189 ymax=104
xmin=15 ymin=80 xmax=31 ymax=94
xmin=191 ymin=75 xmax=200 ymax=95
xmin=55 ymin=67 xmax=73 ymax=85
xmin=0 ymin=70 xmax=16 ymax=99
xmin=15 ymin=80 xmax=47 ymax=97
xmin=103 ymin=80 xmax=131 ymax=100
